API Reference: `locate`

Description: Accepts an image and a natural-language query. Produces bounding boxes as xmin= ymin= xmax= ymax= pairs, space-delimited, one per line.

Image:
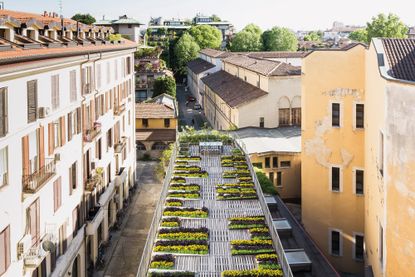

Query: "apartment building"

xmin=94 ymin=15 xmax=144 ymax=43
xmin=0 ymin=10 xmax=137 ymax=277
xmin=302 ymin=39 xmax=415 ymax=276
xmin=201 ymin=54 xmax=301 ymax=130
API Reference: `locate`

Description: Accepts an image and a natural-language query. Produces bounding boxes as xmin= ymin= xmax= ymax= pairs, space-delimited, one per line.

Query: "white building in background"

xmin=95 ymin=15 xmax=144 ymax=43
xmin=0 ymin=10 xmax=137 ymax=277
xmin=193 ymin=14 xmax=234 ymax=48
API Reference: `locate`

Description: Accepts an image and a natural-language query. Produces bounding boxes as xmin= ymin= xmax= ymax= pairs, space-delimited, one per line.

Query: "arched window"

xmin=136 ymin=141 xmax=146 ymax=150
xmin=152 ymin=142 xmax=167 ymax=150
xmin=291 ymin=96 xmax=301 ymax=126
xmin=278 ymin=97 xmax=291 ymax=126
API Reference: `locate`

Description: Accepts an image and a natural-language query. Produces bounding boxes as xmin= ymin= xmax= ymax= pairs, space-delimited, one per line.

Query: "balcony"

xmin=83 ymin=122 xmax=102 ymax=143
xmin=114 ymin=103 xmax=126 ymax=116
xmin=114 ymin=137 xmax=127 ymax=153
xmin=22 ymin=158 xmax=56 ymax=193
xmin=85 ymin=173 xmax=103 ymax=192
xmin=86 ymin=206 xmax=104 ymax=235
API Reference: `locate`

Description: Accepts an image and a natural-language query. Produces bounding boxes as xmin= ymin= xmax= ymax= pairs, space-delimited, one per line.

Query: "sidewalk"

xmin=94 ymin=161 xmax=163 ymax=277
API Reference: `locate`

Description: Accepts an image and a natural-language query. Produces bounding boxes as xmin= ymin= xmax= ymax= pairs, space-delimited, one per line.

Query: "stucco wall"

xmin=136 ymin=118 xmax=177 ymax=129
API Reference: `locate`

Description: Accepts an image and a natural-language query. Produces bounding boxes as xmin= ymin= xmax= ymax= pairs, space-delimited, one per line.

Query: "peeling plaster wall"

xmin=384 ymin=82 xmax=415 ymax=276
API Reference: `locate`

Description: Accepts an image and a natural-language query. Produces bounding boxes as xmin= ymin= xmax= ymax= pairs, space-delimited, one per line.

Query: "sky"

xmin=5 ymin=0 xmax=415 ymax=31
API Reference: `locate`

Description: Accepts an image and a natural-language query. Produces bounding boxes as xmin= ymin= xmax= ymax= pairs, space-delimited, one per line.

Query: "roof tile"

xmin=382 ymin=38 xmax=415 ymax=82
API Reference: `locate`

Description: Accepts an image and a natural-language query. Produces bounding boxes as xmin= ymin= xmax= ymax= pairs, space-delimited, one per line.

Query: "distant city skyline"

xmin=5 ymin=0 xmax=415 ymax=31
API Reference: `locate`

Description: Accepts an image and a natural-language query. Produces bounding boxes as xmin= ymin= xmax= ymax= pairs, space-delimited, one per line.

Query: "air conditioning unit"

xmin=17 ymin=234 xmax=32 ymax=259
xmin=38 ymin=107 xmax=50 ymax=118
xmin=54 ymin=153 xmax=61 ymax=162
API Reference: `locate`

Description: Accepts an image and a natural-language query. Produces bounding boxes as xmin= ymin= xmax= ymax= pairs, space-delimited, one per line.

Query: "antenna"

xmin=58 ymin=0 xmax=63 ymax=16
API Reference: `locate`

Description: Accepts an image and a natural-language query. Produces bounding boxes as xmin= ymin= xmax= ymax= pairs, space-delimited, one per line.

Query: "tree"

xmin=230 ymin=24 xmax=262 ymax=52
xmin=108 ymin=34 xmax=122 ymax=41
xmin=366 ymin=13 xmax=408 ymax=43
xmin=254 ymin=167 xmax=277 ymax=195
xmin=262 ymin=27 xmax=298 ymax=51
xmin=188 ymin=25 xmax=222 ymax=49
xmin=349 ymin=29 xmax=369 ymax=43
xmin=303 ymin=31 xmax=322 ymax=42
xmin=210 ymin=14 xmax=221 ymax=22
xmin=174 ymin=33 xmax=200 ymax=74
xmin=153 ymin=76 xmax=176 ymax=97
xmin=71 ymin=13 xmax=96 ymax=25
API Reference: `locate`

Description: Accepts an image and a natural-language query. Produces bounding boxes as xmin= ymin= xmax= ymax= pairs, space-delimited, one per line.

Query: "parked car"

xmin=194 ymin=104 xmax=202 ymax=110
xmin=187 ymin=95 xmax=196 ymax=102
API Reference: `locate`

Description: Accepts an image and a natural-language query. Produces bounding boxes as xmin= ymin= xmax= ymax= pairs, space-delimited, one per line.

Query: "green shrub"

xmin=222 ymin=269 xmax=283 ymax=277
xmin=254 ymin=168 xmax=277 ymax=195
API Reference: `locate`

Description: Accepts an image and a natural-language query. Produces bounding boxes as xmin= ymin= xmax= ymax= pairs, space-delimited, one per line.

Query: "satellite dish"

xmin=42 ymin=240 xmax=56 ymax=253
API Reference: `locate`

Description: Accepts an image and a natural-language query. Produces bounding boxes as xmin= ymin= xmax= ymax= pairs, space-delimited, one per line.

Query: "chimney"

xmin=43 ymin=11 xmax=48 ymax=17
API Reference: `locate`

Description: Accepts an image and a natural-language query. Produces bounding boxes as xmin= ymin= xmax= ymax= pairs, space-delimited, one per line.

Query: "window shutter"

xmin=60 ymin=116 xmax=66 ymax=146
xmin=38 ymin=126 xmax=45 ymax=169
xmin=81 ymin=68 xmax=86 ymax=95
xmin=22 ymin=135 xmax=30 ymax=177
xmin=69 ymin=167 xmax=73 ymax=195
xmin=0 ymin=88 xmax=8 ymax=137
xmin=27 ymin=80 xmax=38 ymax=123
xmin=67 ymin=112 xmax=72 ymax=142
xmin=76 ymin=108 xmax=81 ymax=134
xmin=70 ymin=70 xmax=77 ymax=102
xmin=48 ymin=123 xmax=55 ymax=155
xmin=5 ymin=226 xmax=10 ymax=271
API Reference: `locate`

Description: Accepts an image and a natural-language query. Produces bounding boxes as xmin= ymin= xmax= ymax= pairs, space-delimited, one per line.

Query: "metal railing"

xmin=234 ymin=136 xmax=294 ymax=277
xmin=85 ymin=173 xmax=102 ymax=192
xmin=114 ymin=103 xmax=126 ymax=116
xmin=22 ymin=158 xmax=56 ymax=193
xmin=83 ymin=123 xmax=102 ymax=143
xmin=136 ymin=142 xmax=177 ymax=277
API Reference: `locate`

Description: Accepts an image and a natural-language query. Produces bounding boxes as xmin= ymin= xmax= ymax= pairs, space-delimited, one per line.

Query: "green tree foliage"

xmin=254 ymin=168 xmax=277 ymax=195
xmin=261 ymin=27 xmax=298 ymax=51
xmin=188 ymin=25 xmax=222 ymax=49
xmin=174 ymin=33 xmax=200 ymax=74
xmin=210 ymin=14 xmax=221 ymax=22
xmin=108 ymin=34 xmax=122 ymax=42
xmin=71 ymin=13 xmax=96 ymax=25
xmin=366 ymin=13 xmax=408 ymax=43
xmin=230 ymin=24 xmax=262 ymax=52
xmin=153 ymin=76 xmax=176 ymax=98
xmin=349 ymin=29 xmax=369 ymax=43
xmin=303 ymin=31 xmax=322 ymax=42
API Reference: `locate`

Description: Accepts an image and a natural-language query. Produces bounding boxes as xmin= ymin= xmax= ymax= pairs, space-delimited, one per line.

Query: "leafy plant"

xmin=222 ymin=269 xmax=283 ymax=277
xmin=165 ymin=199 xmax=184 ymax=207
xmin=161 ymin=217 xmax=180 ymax=227
xmin=154 ymin=240 xmax=209 ymax=254
xmin=163 ymin=207 xmax=208 ymax=218
xmin=148 ymin=271 xmax=195 ymax=277
xmin=167 ymin=192 xmax=200 ymax=199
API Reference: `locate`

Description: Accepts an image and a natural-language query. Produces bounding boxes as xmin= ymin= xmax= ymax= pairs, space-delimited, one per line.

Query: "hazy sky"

xmin=5 ymin=0 xmax=415 ymax=31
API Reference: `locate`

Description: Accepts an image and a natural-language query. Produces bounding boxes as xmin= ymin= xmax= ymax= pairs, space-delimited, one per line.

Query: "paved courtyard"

xmin=94 ymin=161 xmax=163 ymax=277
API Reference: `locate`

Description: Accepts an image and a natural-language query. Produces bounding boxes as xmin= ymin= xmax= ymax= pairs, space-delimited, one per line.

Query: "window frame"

xmin=272 ymin=157 xmax=278 ymax=168
xmin=353 ymin=168 xmax=364 ymax=195
xmin=0 ymin=225 xmax=10 ymax=275
xmin=329 ymin=165 xmax=342 ymax=192
xmin=142 ymin=118 xmax=149 ymax=128
xmin=354 ymin=102 xmax=364 ymax=129
xmin=280 ymin=161 xmax=291 ymax=168
xmin=164 ymin=118 xmax=170 ymax=128
xmin=331 ymin=102 xmax=341 ymax=128
xmin=329 ymin=228 xmax=343 ymax=256
xmin=0 ymin=146 xmax=8 ymax=189
xmin=259 ymin=117 xmax=264 ymax=128
xmin=353 ymin=232 xmax=364 ymax=262
xmin=276 ymin=171 xmax=282 ymax=187
xmin=264 ymin=157 xmax=270 ymax=168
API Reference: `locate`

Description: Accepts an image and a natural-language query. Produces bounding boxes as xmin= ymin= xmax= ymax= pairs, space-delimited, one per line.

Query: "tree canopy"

xmin=210 ymin=14 xmax=221 ymax=22
xmin=366 ymin=13 xmax=408 ymax=42
xmin=230 ymin=24 xmax=262 ymax=52
xmin=71 ymin=13 xmax=96 ymax=25
xmin=188 ymin=25 xmax=222 ymax=49
xmin=153 ymin=76 xmax=176 ymax=98
xmin=174 ymin=33 xmax=200 ymax=74
xmin=303 ymin=31 xmax=322 ymax=42
xmin=261 ymin=27 xmax=298 ymax=51
xmin=349 ymin=29 xmax=369 ymax=43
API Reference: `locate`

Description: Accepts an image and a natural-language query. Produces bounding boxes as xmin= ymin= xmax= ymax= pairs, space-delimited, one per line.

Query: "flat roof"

xmin=230 ymin=127 xmax=301 ymax=154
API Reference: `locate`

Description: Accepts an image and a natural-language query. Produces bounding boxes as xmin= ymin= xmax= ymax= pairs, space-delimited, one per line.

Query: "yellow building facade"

xmin=301 ymin=44 xmax=366 ymax=274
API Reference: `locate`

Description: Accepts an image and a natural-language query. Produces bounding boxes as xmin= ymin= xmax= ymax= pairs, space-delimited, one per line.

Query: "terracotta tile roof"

xmin=0 ymin=9 xmax=78 ymax=27
xmin=382 ymin=38 xmax=415 ymax=82
xmin=135 ymin=103 xmax=175 ymax=119
xmin=223 ymin=55 xmax=301 ymax=76
xmin=199 ymin=48 xmax=233 ymax=58
xmin=136 ymin=129 xmax=177 ymax=141
xmin=239 ymin=51 xmax=310 ymax=59
xmin=187 ymin=58 xmax=215 ymax=74
xmin=201 ymin=70 xmax=268 ymax=108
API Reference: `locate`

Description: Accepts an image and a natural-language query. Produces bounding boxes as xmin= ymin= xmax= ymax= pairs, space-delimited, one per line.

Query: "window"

xmin=379 ymin=224 xmax=384 ymax=266
xmin=332 ymin=103 xmax=340 ymax=127
xmin=69 ymin=162 xmax=77 ymax=194
xmin=107 ymin=129 xmax=113 ymax=149
xmin=96 ymin=64 xmax=102 ymax=89
xmin=280 ymin=161 xmax=291 ymax=168
xmin=265 ymin=157 xmax=270 ymax=168
xmin=72 ymin=206 xmax=80 ymax=238
xmin=0 ymin=147 xmax=7 ymax=188
xmin=355 ymin=104 xmax=364 ymax=128
xmin=0 ymin=225 xmax=10 ymax=275
xmin=70 ymin=70 xmax=77 ymax=102
xmin=58 ymin=223 xmax=67 ymax=257
xmin=107 ymin=62 xmax=111 ymax=84
xmin=291 ymin=107 xmax=301 ymax=126
xmin=28 ymin=198 xmax=40 ymax=246
xmin=330 ymin=230 xmax=341 ymax=256
xmin=259 ymin=117 xmax=264 ymax=128
xmin=354 ymin=234 xmax=364 ymax=261
xmin=0 ymin=87 xmax=7 ymax=137
xmin=277 ymin=172 xmax=282 ymax=187
xmin=142 ymin=119 xmax=149 ymax=128
xmin=126 ymin=56 xmax=132 ymax=75
xmin=279 ymin=108 xmax=290 ymax=126
xmin=272 ymin=157 xmax=278 ymax=168
xmin=28 ymin=130 xmax=39 ymax=174
xmin=136 ymin=141 xmax=146 ymax=151
xmin=355 ymin=170 xmax=364 ymax=195
xmin=27 ymin=80 xmax=38 ymax=123
xmin=96 ymin=139 xmax=102 ymax=159
xmin=164 ymin=118 xmax=170 ymax=128
xmin=331 ymin=167 xmax=340 ymax=192
xmin=51 ymin=75 xmax=60 ymax=110
xmin=252 ymin=162 xmax=262 ymax=169
xmin=244 ymin=76 xmax=247 ymax=81
xmin=379 ymin=131 xmax=384 ymax=176
xmin=128 ymin=24 xmax=132 ymax=28
xmin=53 ymin=177 xmax=62 ymax=212
xmin=269 ymin=172 xmax=274 ymax=184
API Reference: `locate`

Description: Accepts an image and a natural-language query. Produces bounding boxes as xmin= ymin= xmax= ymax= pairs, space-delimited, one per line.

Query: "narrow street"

xmin=176 ymin=84 xmax=208 ymax=130
xmin=94 ymin=162 xmax=163 ymax=277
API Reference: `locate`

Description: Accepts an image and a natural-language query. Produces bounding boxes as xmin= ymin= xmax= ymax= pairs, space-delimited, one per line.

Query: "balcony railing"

xmin=83 ymin=122 xmax=102 ymax=143
xmin=85 ymin=173 xmax=103 ymax=192
xmin=114 ymin=103 xmax=126 ymax=116
xmin=22 ymin=158 xmax=56 ymax=193
xmin=114 ymin=137 xmax=127 ymax=153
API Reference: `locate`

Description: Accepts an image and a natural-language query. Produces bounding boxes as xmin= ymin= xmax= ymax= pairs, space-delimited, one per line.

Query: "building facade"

xmin=0 ymin=10 xmax=136 ymax=277
xmin=94 ymin=15 xmax=143 ymax=43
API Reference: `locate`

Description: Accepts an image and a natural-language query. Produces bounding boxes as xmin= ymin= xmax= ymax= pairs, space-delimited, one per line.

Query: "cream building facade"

xmin=0 ymin=10 xmax=137 ymax=277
